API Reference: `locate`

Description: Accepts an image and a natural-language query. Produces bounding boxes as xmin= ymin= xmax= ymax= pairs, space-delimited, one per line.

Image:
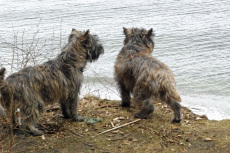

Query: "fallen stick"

xmin=110 ymin=133 xmax=131 ymax=141
xmin=97 ymin=119 xmax=141 ymax=135
xmin=98 ymin=104 xmax=121 ymax=108
xmin=70 ymin=130 xmax=84 ymax=137
xmin=45 ymin=107 xmax=60 ymax=112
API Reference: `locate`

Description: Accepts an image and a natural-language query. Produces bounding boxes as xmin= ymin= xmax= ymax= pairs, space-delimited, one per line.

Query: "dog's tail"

xmin=156 ymin=70 xmax=181 ymax=102
xmin=165 ymin=79 xmax=181 ymax=102
xmin=0 ymin=67 xmax=6 ymax=116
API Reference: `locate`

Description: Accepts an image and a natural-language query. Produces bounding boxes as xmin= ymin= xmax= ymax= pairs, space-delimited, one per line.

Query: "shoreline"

xmin=81 ymin=81 xmax=230 ymax=121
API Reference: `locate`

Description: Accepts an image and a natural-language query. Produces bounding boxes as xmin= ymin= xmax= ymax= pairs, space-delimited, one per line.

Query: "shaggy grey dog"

xmin=115 ymin=27 xmax=181 ymax=123
xmin=0 ymin=29 xmax=104 ymax=135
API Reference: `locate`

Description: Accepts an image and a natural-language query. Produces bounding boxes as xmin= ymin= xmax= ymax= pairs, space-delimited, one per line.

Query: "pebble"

xmin=195 ymin=117 xmax=202 ymax=120
xmin=41 ymin=135 xmax=45 ymax=140
xmin=204 ymin=138 xmax=212 ymax=142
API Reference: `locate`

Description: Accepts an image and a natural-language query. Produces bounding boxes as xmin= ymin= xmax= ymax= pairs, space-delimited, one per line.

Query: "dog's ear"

xmin=146 ymin=28 xmax=153 ymax=38
xmin=0 ymin=68 xmax=6 ymax=76
xmin=80 ymin=30 xmax=90 ymax=45
xmin=72 ymin=28 xmax=82 ymax=35
xmin=83 ymin=29 xmax=90 ymax=39
xmin=123 ymin=27 xmax=131 ymax=36
xmin=0 ymin=68 xmax=6 ymax=82
xmin=68 ymin=28 xmax=76 ymax=42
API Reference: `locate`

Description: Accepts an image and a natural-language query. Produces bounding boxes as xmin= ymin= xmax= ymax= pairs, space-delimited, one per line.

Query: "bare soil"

xmin=1 ymin=95 xmax=230 ymax=153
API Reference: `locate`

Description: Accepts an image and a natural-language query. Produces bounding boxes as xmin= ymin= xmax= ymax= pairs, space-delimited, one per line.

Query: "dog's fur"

xmin=0 ymin=29 xmax=104 ymax=135
xmin=114 ymin=27 xmax=181 ymax=122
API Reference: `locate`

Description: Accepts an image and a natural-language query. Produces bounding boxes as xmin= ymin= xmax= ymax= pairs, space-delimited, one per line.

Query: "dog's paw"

xmin=31 ymin=129 xmax=44 ymax=136
xmin=172 ymin=118 xmax=181 ymax=123
xmin=134 ymin=112 xmax=148 ymax=119
xmin=72 ymin=115 xmax=84 ymax=122
xmin=171 ymin=117 xmax=181 ymax=123
xmin=121 ymin=101 xmax=131 ymax=107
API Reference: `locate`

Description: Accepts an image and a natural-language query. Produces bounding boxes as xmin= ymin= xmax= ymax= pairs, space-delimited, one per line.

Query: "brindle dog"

xmin=0 ymin=28 xmax=104 ymax=135
xmin=115 ymin=27 xmax=181 ymax=123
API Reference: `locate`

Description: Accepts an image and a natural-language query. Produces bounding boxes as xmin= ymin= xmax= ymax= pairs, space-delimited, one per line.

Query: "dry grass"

xmin=0 ymin=95 xmax=229 ymax=153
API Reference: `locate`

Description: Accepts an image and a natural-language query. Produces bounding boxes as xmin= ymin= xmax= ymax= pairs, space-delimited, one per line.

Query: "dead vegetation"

xmin=0 ymin=95 xmax=229 ymax=153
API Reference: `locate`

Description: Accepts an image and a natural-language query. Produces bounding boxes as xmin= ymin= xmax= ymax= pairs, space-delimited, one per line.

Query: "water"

xmin=0 ymin=0 xmax=230 ymax=120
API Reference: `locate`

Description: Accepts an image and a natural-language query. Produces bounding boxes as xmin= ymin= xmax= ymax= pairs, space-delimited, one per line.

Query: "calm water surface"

xmin=0 ymin=0 xmax=230 ymax=120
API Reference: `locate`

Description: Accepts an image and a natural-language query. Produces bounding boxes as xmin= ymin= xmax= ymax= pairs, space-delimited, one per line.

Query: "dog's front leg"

xmin=68 ymin=95 xmax=84 ymax=122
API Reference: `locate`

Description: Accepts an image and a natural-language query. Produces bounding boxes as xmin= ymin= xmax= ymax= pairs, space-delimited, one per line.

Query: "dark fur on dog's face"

xmin=123 ymin=27 xmax=155 ymax=52
xmin=69 ymin=29 xmax=104 ymax=62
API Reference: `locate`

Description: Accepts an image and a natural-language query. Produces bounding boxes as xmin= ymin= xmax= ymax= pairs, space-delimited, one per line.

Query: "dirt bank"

xmin=1 ymin=95 xmax=230 ymax=153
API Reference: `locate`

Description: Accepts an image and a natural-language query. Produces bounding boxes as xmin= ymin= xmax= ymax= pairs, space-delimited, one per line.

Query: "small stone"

xmin=195 ymin=117 xmax=202 ymax=120
xmin=128 ymin=138 xmax=133 ymax=141
xmin=204 ymin=138 xmax=212 ymax=142
xmin=41 ymin=135 xmax=45 ymax=140
xmin=133 ymin=138 xmax=138 ymax=142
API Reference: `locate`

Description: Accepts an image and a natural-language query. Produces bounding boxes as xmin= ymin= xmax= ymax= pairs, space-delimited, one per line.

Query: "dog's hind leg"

xmin=166 ymin=98 xmax=181 ymax=123
xmin=22 ymin=99 xmax=44 ymax=135
xmin=20 ymin=107 xmax=44 ymax=136
xmin=27 ymin=124 xmax=44 ymax=136
xmin=118 ymin=81 xmax=131 ymax=107
xmin=134 ymin=98 xmax=154 ymax=119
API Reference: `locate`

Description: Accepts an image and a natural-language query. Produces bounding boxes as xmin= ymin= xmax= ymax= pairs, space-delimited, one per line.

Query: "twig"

xmin=45 ymin=107 xmax=60 ymax=112
xmin=110 ymin=133 xmax=131 ymax=141
xmin=160 ymin=142 xmax=164 ymax=150
xmin=70 ymin=130 xmax=84 ymax=138
xmin=12 ymin=135 xmax=25 ymax=148
xmin=97 ymin=119 xmax=141 ymax=135
xmin=98 ymin=104 xmax=120 ymax=108
xmin=82 ymin=142 xmax=94 ymax=147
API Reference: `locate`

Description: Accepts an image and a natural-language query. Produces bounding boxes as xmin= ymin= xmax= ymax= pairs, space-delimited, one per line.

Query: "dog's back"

xmin=115 ymin=48 xmax=181 ymax=102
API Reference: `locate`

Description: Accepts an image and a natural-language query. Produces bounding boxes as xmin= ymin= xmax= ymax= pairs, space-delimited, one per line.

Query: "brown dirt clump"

xmin=1 ymin=95 xmax=230 ymax=153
